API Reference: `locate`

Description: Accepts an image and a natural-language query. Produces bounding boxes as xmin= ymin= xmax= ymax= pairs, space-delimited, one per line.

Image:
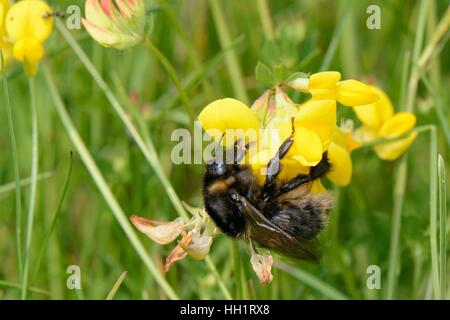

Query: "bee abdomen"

xmin=267 ymin=193 xmax=333 ymax=240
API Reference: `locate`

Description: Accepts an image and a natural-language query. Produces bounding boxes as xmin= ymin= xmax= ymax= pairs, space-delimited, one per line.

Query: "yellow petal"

xmin=198 ymin=98 xmax=260 ymax=146
xmin=353 ymin=86 xmax=394 ymax=130
xmin=308 ymin=71 xmax=341 ymax=89
xmin=326 ymin=142 xmax=352 ymax=186
xmin=378 ymin=112 xmax=416 ymax=138
xmin=289 ymin=126 xmax=323 ymax=167
xmin=6 ymin=0 xmax=53 ymax=42
xmin=309 ymin=180 xmax=326 ymax=193
xmin=249 ymin=148 xmax=274 ymax=185
xmin=335 ymin=80 xmax=379 ymax=107
xmin=12 ymin=37 xmax=44 ymax=76
xmin=374 ymin=131 xmax=417 ymax=161
xmin=295 ymin=99 xmax=336 ymax=150
xmin=277 ymin=161 xmax=310 ymax=183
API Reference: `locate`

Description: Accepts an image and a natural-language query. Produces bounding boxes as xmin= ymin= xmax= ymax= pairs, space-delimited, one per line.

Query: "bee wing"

xmin=233 ymin=193 xmax=322 ymax=262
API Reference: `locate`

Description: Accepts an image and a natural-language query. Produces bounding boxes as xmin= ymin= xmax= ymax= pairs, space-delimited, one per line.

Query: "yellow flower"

xmin=288 ymin=71 xmax=379 ymax=107
xmin=353 ymin=86 xmax=417 ymax=161
xmin=0 ymin=0 xmax=12 ymax=70
xmin=82 ymin=0 xmax=146 ymax=50
xmin=198 ymin=98 xmax=260 ymax=147
xmin=326 ymin=127 xmax=355 ymax=186
xmin=5 ymin=0 xmax=53 ymax=76
xmin=198 ymin=93 xmax=337 ymax=186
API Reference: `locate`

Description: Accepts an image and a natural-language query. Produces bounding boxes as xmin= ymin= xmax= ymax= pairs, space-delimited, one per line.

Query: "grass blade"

xmin=106 ymin=271 xmax=128 ymax=300
xmin=1 ymin=53 xmax=24 ymax=279
xmin=44 ymin=65 xmax=180 ymax=300
xmin=32 ymin=152 xmax=73 ymax=283
xmin=429 ymin=126 xmax=440 ymax=299
xmin=20 ymin=77 xmax=39 ymax=300
xmin=274 ymin=261 xmax=349 ymax=300
xmin=0 ymin=172 xmax=54 ymax=196
xmin=209 ymin=0 xmax=249 ymax=104
xmin=386 ymin=156 xmax=408 ymax=299
xmin=0 ymin=280 xmax=49 ymax=296
xmin=438 ymin=154 xmax=447 ymax=298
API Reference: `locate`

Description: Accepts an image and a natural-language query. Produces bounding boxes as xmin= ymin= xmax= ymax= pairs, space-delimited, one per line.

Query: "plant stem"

xmin=32 ymin=153 xmax=73 ymax=283
xmin=256 ymin=0 xmax=275 ymax=40
xmin=1 ymin=53 xmax=23 ymax=279
xmin=21 ymin=77 xmax=39 ymax=300
xmin=0 ymin=172 xmax=54 ymax=195
xmin=405 ymin=0 xmax=429 ymax=112
xmin=56 ymin=20 xmax=188 ymax=221
xmin=437 ymin=155 xmax=447 ymax=298
xmin=105 ymin=271 xmax=128 ymax=300
xmin=386 ymin=156 xmax=407 ymax=299
xmin=205 ymin=255 xmax=233 ymax=300
xmin=320 ymin=0 xmax=350 ymax=71
xmin=209 ymin=0 xmax=249 ymax=104
xmin=142 ymin=37 xmax=196 ymax=122
xmin=0 ymin=280 xmax=49 ymax=296
xmin=274 ymin=261 xmax=349 ymax=300
xmin=44 ymin=65 xmax=180 ymax=300
xmin=232 ymin=242 xmax=242 ymax=299
xmin=429 ymin=126 xmax=440 ymax=299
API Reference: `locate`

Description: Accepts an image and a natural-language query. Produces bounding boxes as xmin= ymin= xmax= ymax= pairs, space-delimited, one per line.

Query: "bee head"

xmin=206 ymin=160 xmax=228 ymax=177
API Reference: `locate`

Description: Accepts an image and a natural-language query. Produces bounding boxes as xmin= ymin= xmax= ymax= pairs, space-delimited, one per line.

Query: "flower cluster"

xmin=0 ymin=0 xmax=54 ymax=76
xmin=131 ymin=204 xmax=218 ymax=273
xmin=132 ymin=71 xmax=417 ymax=284
xmin=82 ymin=0 xmax=146 ymax=50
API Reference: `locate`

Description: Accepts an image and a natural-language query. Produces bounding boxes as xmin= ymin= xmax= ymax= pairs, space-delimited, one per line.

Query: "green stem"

xmin=256 ymin=0 xmax=275 ymax=40
xmin=320 ymin=0 xmax=350 ymax=71
xmin=142 ymin=37 xmax=196 ymax=122
xmin=386 ymin=156 xmax=407 ymax=299
xmin=204 ymin=255 xmax=233 ymax=300
xmin=274 ymin=261 xmax=348 ymax=300
xmin=56 ymin=20 xmax=188 ymax=221
xmin=429 ymin=126 xmax=440 ymax=299
xmin=32 ymin=153 xmax=73 ymax=283
xmin=405 ymin=0 xmax=429 ymax=112
xmin=21 ymin=77 xmax=39 ymax=300
xmin=105 ymin=271 xmax=128 ymax=300
xmin=0 ymin=172 xmax=54 ymax=195
xmin=209 ymin=0 xmax=249 ymax=104
xmin=111 ymin=73 xmax=233 ymax=300
xmin=358 ymin=125 xmax=430 ymax=149
xmin=44 ymin=65 xmax=180 ymax=300
xmin=437 ymin=155 xmax=447 ymax=298
xmin=232 ymin=242 xmax=242 ymax=299
xmin=1 ymin=53 xmax=23 ymax=279
xmin=0 ymin=280 xmax=49 ymax=296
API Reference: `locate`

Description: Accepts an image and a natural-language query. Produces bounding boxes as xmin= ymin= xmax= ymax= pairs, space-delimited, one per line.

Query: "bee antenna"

xmin=290 ymin=117 xmax=295 ymax=135
xmin=212 ymin=133 xmax=226 ymax=158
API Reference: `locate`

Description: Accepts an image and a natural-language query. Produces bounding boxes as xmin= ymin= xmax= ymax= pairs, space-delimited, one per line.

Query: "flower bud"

xmin=82 ymin=0 xmax=146 ymax=50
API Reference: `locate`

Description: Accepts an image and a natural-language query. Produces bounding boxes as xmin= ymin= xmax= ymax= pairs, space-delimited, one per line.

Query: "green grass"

xmin=0 ymin=0 xmax=448 ymax=300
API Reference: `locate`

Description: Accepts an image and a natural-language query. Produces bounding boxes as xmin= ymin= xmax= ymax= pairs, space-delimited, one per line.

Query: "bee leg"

xmin=279 ymin=151 xmax=331 ymax=194
xmin=263 ymin=118 xmax=295 ymax=190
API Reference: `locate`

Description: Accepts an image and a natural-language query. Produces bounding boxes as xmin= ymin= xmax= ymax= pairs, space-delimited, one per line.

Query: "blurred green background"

xmin=0 ymin=0 xmax=449 ymax=299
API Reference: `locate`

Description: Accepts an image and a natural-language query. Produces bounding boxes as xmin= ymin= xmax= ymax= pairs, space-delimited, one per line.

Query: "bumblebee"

xmin=202 ymin=120 xmax=332 ymax=262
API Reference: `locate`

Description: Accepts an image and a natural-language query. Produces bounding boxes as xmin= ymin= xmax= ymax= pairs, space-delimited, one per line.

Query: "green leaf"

xmin=255 ymin=61 xmax=274 ymax=85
